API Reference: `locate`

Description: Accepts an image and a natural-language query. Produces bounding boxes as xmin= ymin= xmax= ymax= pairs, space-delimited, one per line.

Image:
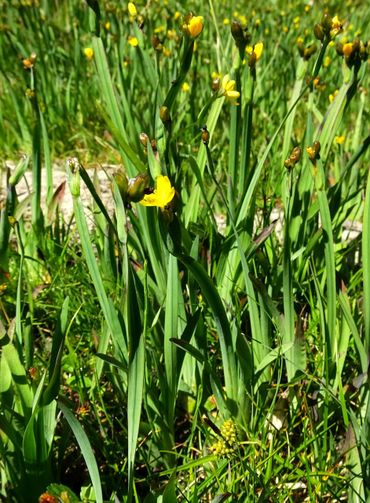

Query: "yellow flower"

xmin=83 ymin=47 xmax=94 ymax=60
xmin=335 ymin=135 xmax=346 ymax=144
xmin=162 ymin=46 xmax=171 ymax=57
xmin=220 ymin=74 xmax=240 ymax=105
xmin=223 ymin=18 xmax=230 ymax=25
xmin=167 ymin=29 xmax=177 ymax=40
xmin=342 ymin=42 xmax=354 ymax=57
xmin=174 ymin=11 xmax=181 ymax=21
xmin=184 ymin=15 xmax=204 ymax=38
xmin=246 ymin=41 xmax=263 ymax=61
xmin=154 ymin=25 xmax=165 ymax=34
xmin=104 ymin=21 xmax=111 ymax=30
xmin=128 ymin=36 xmax=139 ymax=47
xmin=330 ymin=15 xmax=343 ymax=38
xmin=182 ymin=82 xmax=190 ymax=92
xmin=323 ymin=56 xmax=331 ymax=67
xmin=128 ymin=2 xmax=137 ymax=17
xmin=329 ymin=89 xmax=339 ymax=102
xmin=139 ymin=176 xmax=175 ymax=208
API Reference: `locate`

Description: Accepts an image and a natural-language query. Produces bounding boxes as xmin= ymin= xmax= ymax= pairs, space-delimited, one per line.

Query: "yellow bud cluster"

xmin=220 ymin=419 xmax=237 ymax=444
xmin=210 ymin=419 xmax=238 ymax=458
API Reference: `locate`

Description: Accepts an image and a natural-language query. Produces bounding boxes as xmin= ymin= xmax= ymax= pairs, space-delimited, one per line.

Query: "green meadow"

xmin=0 ymin=0 xmax=369 ymax=501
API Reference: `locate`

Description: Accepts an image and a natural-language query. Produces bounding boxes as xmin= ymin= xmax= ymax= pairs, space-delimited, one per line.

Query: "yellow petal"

xmin=254 ymin=42 xmax=263 ymax=60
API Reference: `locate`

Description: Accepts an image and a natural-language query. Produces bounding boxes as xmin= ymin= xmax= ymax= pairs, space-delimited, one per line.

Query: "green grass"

xmin=0 ymin=0 xmax=370 ymax=502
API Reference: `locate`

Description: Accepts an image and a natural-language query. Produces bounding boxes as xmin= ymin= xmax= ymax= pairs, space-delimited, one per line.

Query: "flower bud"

xmin=336 ymin=42 xmax=344 ymax=55
xmin=114 ymin=171 xmax=129 ymax=200
xmin=152 ymin=35 xmax=163 ymax=51
xmin=303 ymin=43 xmax=317 ymax=60
xmin=290 ymin=146 xmax=302 ymax=164
xmin=160 ymin=105 xmax=171 ymax=124
xmin=314 ymin=23 xmax=324 ymax=41
xmin=321 ymin=13 xmax=332 ymax=35
xmin=313 ymin=141 xmax=321 ymax=157
xmin=127 ymin=172 xmax=150 ymax=202
xmin=201 ymin=125 xmax=210 ymax=145
xmin=139 ymin=132 xmax=149 ymax=146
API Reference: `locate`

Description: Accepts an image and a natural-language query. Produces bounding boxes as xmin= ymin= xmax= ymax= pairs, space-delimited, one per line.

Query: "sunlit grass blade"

xmin=362 ymin=167 xmax=370 ymax=355
xmin=126 ymin=260 xmax=145 ymax=501
xmin=67 ymin=163 xmax=127 ymax=360
xmin=58 ymin=401 xmax=103 ymax=503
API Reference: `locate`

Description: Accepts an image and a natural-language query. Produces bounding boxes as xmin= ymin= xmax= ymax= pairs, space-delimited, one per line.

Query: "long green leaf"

xmin=59 ymin=401 xmax=103 ymax=503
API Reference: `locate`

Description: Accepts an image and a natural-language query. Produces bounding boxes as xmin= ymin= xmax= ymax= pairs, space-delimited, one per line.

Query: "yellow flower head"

xmin=246 ymin=42 xmax=263 ymax=63
xmin=330 ymin=15 xmax=343 ymax=38
xmin=83 ymin=47 xmax=94 ymax=60
xmin=139 ymin=176 xmax=175 ymax=208
xmin=335 ymin=135 xmax=346 ymax=144
xmin=342 ymin=42 xmax=354 ymax=57
xmin=329 ymin=89 xmax=339 ymax=102
xmin=220 ymin=74 xmax=240 ymax=105
xmin=128 ymin=2 xmax=137 ymax=18
xmin=183 ymin=15 xmax=204 ymax=38
xmin=128 ymin=36 xmax=139 ymax=47
xmin=182 ymin=82 xmax=190 ymax=92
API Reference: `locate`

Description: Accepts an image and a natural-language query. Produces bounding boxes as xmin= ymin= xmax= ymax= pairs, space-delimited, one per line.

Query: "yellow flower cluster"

xmin=220 ymin=419 xmax=237 ymax=444
xmin=210 ymin=419 xmax=237 ymax=457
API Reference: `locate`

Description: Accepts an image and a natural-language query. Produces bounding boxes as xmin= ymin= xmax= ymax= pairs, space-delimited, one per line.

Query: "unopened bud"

xmin=114 ymin=171 xmax=129 ymax=200
xmin=314 ymin=23 xmax=324 ymax=41
xmin=160 ymin=105 xmax=171 ymax=124
xmin=313 ymin=141 xmax=321 ymax=157
xmin=139 ymin=132 xmax=149 ymax=146
xmin=70 ymin=171 xmax=81 ymax=197
xmin=152 ymin=35 xmax=163 ymax=51
xmin=201 ymin=125 xmax=210 ymax=145
xmin=321 ymin=13 xmax=332 ymax=35
xmin=304 ymin=43 xmax=317 ymax=60
xmin=127 ymin=172 xmax=150 ymax=202
xmin=290 ymin=146 xmax=302 ymax=163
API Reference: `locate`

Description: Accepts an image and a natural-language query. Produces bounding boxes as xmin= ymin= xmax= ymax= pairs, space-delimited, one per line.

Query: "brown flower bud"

xmin=127 ymin=172 xmax=150 ymax=202
xmin=314 ymin=23 xmax=324 ymax=41
xmin=160 ymin=105 xmax=171 ymax=124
